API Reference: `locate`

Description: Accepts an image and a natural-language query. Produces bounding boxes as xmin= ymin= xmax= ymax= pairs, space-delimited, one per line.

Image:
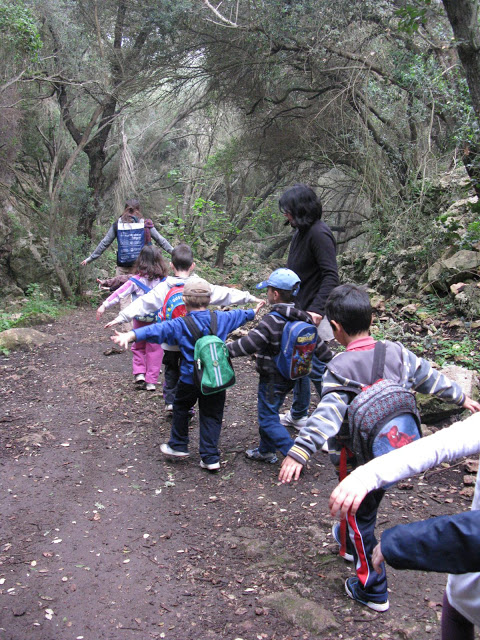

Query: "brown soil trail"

xmin=0 ymin=309 xmax=474 ymax=640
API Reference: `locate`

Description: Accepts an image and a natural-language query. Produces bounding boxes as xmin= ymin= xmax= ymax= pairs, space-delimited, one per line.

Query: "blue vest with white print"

xmin=116 ymin=219 xmax=145 ymax=266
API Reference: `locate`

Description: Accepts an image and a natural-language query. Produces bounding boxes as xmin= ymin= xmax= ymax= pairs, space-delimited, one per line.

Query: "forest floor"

xmin=0 ymin=307 xmax=478 ymax=640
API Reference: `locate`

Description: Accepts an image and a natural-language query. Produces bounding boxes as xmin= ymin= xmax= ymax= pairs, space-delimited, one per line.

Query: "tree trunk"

xmin=442 ymin=0 xmax=480 ymax=197
xmin=442 ymin=0 xmax=480 ymax=123
xmin=215 ymin=240 xmax=227 ymax=268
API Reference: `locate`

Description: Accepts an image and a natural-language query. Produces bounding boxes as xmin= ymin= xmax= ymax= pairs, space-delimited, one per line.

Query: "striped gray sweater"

xmin=227 ymin=303 xmax=332 ymax=378
xmin=288 ymin=340 xmax=466 ymax=466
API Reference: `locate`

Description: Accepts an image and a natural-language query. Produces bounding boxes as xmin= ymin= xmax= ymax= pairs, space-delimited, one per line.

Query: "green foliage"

xmin=461 ymin=218 xmax=480 ymax=251
xmin=394 ymin=1 xmax=432 ymax=34
xmin=0 ymin=283 xmax=66 ymax=333
xmin=433 ymin=335 xmax=480 ymax=369
xmin=0 ymin=2 xmax=42 ymax=58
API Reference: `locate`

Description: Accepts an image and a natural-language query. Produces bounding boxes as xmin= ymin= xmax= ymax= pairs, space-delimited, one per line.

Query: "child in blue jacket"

xmin=111 ymin=278 xmax=263 ymax=471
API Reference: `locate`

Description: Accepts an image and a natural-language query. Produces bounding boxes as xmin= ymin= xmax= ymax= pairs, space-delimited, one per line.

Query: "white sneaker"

xmin=135 ymin=374 xmax=145 ymax=383
xmin=279 ymin=410 xmax=308 ymax=430
xmin=200 ymin=460 xmax=220 ymax=471
xmin=160 ymin=443 xmax=189 ymax=458
xmin=145 ymin=383 xmax=156 ymax=391
xmin=165 ymin=404 xmax=173 ymax=413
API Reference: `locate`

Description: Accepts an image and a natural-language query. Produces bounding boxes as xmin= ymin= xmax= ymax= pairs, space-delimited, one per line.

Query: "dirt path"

xmin=0 ymin=309 xmax=477 ymax=640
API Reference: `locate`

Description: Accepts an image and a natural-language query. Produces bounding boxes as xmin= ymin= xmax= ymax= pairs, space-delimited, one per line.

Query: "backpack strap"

xmin=129 ymin=277 xmax=151 ymax=294
xmin=371 ymin=341 xmax=387 ymax=384
xmin=184 ymin=315 xmax=203 ymax=342
xmin=184 ymin=311 xmax=218 ymax=342
xmin=209 ymin=310 xmax=218 ymax=335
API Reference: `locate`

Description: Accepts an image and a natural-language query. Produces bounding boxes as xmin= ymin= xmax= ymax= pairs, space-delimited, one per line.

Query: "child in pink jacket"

xmin=97 ymin=246 xmax=168 ymax=390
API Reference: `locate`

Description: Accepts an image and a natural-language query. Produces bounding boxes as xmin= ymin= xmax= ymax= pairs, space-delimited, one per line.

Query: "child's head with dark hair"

xmin=171 ymin=243 xmax=194 ymax=271
xmin=279 ymin=184 xmax=322 ymax=230
xmin=134 ymin=245 xmax=168 ymax=280
xmin=325 ymin=284 xmax=372 ymax=337
xmin=271 ymin=288 xmax=295 ymax=303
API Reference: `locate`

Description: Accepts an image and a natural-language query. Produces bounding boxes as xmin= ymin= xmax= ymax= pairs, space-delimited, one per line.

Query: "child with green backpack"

xmin=111 ymin=278 xmax=264 ymax=471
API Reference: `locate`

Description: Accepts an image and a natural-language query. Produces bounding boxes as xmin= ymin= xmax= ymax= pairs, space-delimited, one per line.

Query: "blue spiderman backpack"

xmin=272 ymin=312 xmax=317 ymax=379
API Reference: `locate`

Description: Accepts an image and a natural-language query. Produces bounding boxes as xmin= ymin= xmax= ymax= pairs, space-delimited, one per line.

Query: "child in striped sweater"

xmin=227 ymin=268 xmax=332 ymax=464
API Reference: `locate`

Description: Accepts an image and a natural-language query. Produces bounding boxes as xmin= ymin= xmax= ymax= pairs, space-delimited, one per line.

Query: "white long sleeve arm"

xmin=351 ymin=412 xmax=480 ymax=492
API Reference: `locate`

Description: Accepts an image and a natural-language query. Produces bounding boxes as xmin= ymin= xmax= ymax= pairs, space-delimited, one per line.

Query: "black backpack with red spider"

xmin=328 ymin=341 xmax=422 ymax=467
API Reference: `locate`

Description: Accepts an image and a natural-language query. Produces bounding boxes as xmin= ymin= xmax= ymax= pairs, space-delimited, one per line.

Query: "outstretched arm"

xmin=110 ymin=330 xmax=135 ymax=350
xmin=329 ymin=412 xmax=480 ymax=518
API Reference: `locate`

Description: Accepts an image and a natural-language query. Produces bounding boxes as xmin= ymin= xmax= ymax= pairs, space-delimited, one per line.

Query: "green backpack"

xmin=183 ymin=311 xmax=236 ymax=395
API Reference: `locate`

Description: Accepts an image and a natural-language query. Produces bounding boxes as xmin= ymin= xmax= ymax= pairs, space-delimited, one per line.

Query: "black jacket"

xmin=287 ymin=219 xmax=339 ymax=316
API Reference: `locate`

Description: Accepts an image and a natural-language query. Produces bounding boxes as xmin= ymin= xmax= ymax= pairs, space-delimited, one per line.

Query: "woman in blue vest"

xmin=81 ymin=199 xmax=173 ymax=328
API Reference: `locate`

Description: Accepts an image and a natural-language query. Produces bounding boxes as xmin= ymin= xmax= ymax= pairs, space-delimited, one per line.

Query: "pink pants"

xmin=131 ymin=319 xmax=164 ymax=384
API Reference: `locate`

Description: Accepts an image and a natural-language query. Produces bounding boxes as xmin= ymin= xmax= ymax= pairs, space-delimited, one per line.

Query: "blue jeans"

xmin=169 ymin=381 xmax=226 ymax=464
xmin=257 ymin=376 xmax=295 ymax=456
xmin=290 ymin=354 xmax=327 ymax=420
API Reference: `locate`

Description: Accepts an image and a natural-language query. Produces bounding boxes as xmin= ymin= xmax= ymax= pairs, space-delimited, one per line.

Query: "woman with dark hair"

xmin=81 ymin=199 xmax=173 ymax=329
xmin=278 ymin=184 xmax=339 ymax=429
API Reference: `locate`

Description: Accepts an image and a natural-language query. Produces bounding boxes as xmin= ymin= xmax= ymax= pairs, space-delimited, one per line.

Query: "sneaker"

xmin=279 ymin=410 xmax=308 ymax=430
xmin=199 ymin=460 xmax=220 ymax=471
xmin=331 ymin=522 xmax=354 ymax=562
xmin=165 ymin=404 xmax=173 ymax=414
xmin=245 ymin=447 xmax=278 ymax=464
xmin=145 ymin=383 xmax=156 ymax=391
xmin=160 ymin=443 xmax=189 ymax=458
xmin=345 ymin=577 xmax=389 ymax=612
xmin=135 ymin=374 xmax=146 ymax=389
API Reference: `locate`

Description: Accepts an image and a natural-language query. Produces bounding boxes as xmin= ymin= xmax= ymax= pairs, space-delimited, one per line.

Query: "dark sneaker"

xmin=199 ymin=460 xmax=220 ymax=471
xmin=245 ymin=447 xmax=278 ymax=464
xmin=160 ymin=443 xmax=189 ymax=458
xmin=332 ymin=522 xmax=354 ymax=562
xmin=345 ymin=577 xmax=389 ymax=612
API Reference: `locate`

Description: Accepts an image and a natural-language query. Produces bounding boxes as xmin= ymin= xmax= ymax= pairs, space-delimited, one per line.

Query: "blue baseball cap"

xmin=256 ymin=268 xmax=301 ymax=295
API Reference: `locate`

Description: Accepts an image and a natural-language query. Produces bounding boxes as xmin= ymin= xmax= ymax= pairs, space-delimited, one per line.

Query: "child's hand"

xmin=80 ymin=259 xmax=88 ymax=266
xmin=463 ymin=396 xmax=480 ymax=413
xmin=104 ymin=319 xmax=120 ymax=329
xmin=110 ymin=330 xmax=134 ymax=350
xmin=96 ymin=304 xmax=106 ymax=321
xmin=372 ymin=542 xmax=385 ymax=574
xmin=97 ymin=278 xmax=110 ymax=291
xmin=328 ymin=474 xmax=368 ymax=518
xmin=254 ymin=300 xmax=266 ymax=315
xmin=278 ymin=456 xmax=303 ymax=483
xmin=307 ymin=311 xmax=322 ymax=326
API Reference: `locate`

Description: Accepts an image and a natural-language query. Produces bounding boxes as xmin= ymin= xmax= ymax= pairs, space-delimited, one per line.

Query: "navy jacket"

xmin=382 ymin=510 xmax=480 ymax=574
